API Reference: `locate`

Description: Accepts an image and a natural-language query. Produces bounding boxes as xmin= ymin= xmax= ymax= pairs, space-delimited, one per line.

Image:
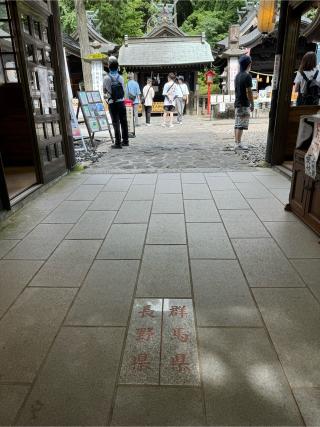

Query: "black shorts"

xmin=164 ymin=105 xmax=175 ymax=112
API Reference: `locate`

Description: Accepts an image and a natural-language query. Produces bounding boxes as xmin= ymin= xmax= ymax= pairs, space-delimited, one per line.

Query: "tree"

xmin=59 ymin=0 xmax=77 ymax=34
xmin=74 ymin=0 xmax=92 ymax=90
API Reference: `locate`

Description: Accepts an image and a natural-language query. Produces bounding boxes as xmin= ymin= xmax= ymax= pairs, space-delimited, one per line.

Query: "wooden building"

xmin=269 ymin=0 xmax=320 ymax=234
xmin=118 ymin=5 xmax=213 ymax=113
xmin=214 ymin=7 xmax=317 ymax=91
xmin=0 ymin=0 xmax=75 ymax=211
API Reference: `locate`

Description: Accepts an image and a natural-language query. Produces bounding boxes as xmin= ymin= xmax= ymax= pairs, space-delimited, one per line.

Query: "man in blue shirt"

xmin=126 ymin=72 xmax=141 ymax=126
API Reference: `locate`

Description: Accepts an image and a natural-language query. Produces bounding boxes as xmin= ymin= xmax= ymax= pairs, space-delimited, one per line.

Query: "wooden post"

xmin=75 ymin=0 xmax=93 ymax=90
xmin=270 ymin=3 xmax=301 ymax=164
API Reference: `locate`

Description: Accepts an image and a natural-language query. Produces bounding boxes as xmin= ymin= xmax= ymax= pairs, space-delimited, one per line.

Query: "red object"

xmin=205 ymin=70 xmax=216 ymax=115
xmin=124 ymin=98 xmax=133 ymax=106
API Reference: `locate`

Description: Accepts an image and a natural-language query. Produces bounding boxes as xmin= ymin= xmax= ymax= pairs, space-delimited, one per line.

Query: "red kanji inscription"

xmin=131 ymin=353 xmax=151 ymax=371
xmin=169 ymin=305 xmax=188 ymax=318
xmin=139 ymin=305 xmax=155 ymax=318
xmin=136 ymin=327 xmax=155 ymax=342
xmin=171 ymin=354 xmax=190 ymax=372
xmin=172 ymin=327 xmax=189 ymax=342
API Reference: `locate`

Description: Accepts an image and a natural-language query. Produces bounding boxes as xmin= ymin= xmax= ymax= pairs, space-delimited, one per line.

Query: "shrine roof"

xmin=118 ymin=36 xmax=213 ymax=68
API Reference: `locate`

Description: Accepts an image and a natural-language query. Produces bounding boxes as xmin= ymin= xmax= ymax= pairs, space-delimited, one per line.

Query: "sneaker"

xmin=146 ymin=123 xmax=151 ymax=127
xmin=178 ymin=122 xmax=183 ymax=125
xmin=161 ymin=123 xmax=166 ymax=128
xmin=169 ymin=124 xmax=174 ymax=128
xmin=122 ymin=142 xmax=129 ymax=146
xmin=236 ymin=143 xmax=249 ymax=150
xmin=111 ymin=144 xmax=122 ymax=149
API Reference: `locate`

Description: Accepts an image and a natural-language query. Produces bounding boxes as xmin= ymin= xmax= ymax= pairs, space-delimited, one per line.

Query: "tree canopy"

xmin=59 ymin=0 xmax=245 ymax=47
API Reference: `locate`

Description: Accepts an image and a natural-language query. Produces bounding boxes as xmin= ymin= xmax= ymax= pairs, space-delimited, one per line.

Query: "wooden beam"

xmin=271 ymin=3 xmax=301 ymax=164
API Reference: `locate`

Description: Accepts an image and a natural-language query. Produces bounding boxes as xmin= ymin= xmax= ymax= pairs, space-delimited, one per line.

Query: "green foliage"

xmin=181 ymin=0 xmax=245 ymax=45
xmin=59 ymin=0 xmax=77 ymax=34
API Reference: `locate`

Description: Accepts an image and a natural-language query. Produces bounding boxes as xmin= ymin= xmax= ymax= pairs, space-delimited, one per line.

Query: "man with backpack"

xmin=103 ymin=56 xmax=129 ymax=149
xmin=126 ymin=73 xmax=141 ymax=127
xmin=295 ymin=51 xmax=320 ymax=106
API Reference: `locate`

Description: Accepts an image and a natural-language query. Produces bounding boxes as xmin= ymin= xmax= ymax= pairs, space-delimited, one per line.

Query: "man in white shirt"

xmin=175 ymin=76 xmax=189 ymax=124
xmin=162 ymin=73 xmax=177 ymax=128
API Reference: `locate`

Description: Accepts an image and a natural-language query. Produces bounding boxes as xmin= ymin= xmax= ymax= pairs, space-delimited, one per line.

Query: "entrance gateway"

xmin=0 ymin=0 xmax=75 ymax=211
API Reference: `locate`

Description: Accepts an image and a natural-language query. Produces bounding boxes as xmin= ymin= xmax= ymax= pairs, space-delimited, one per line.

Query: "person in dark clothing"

xmin=103 ymin=56 xmax=129 ymax=149
xmin=234 ymin=55 xmax=254 ymax=150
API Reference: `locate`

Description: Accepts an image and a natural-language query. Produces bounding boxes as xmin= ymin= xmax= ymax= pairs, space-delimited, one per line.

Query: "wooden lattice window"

xmin=0 ymin=1 xmax=19 ymax=84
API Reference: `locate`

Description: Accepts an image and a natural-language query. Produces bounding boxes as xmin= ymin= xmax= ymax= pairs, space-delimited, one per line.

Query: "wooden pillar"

xmin=74 ymin=0 xmax=92 ymax=90
xmin=271 ymin=3 xmax=301 ymax=164
xmin=0 ymin=153 xmax=10 ymax=210
xmin=51 ymin=0 xmax=76 ymax=170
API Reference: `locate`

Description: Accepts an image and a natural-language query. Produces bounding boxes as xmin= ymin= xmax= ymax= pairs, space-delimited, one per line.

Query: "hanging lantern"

xmin=257 ymin=74 xmax=260 ymax=82
xmin=257 ymin=0 xmax=276 ymax=34
xmin=266 ymin=75 xmax=270 ymax=83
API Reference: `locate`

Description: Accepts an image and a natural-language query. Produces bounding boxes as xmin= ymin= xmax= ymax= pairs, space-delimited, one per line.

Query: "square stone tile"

xmin=211 ymin=190 xmax=250 ymax=210
xmin=111 ymin=386 xmax=205 ymax=426
xmin=191 ymin=260 xmax=261 ymax=326
xmin=103 ymin=179 xmax=132 ymax=192
xmin=227 ymin=172 xmax=257 ymax=183
xmin=205 ymin=172 xmax=228 ymax=178
xmin=292 ymin=259 xmax=320 ymax=300
xmin=147 ymin=214 xmax=186 ymax=244
xmin=0 ymin=287 xmax=76 ymax=382
xmin=115 ymin=201 xmax=152 ymax=223
xmin=66 ymin=211 xmax=115 ymax=239
xmin=156 ymin=180 xmax=182 ymax=194
xmin=236 ymin=182 xmax=273 ymax=199
xmin=206 ymin=176 xmax=236 ymax=190
xmin=253 ymin=288 xmax=320 ymax=387
xmin=83 ymin=174 xmax=111 ymax=185
xmin=0 ymin=239 xmax=19 ymax=258
xmin=264 ymin=222 xmax=320 ymax=258
xmin=43 ymin=201 xmax=91 ymax=223
xmin=133 ymin=174 xmax=157 ymax=185
xmin=158 ymin=173 xmax=181 ymax=180
xmin=187 ymin=223 xmax=235 ymax=259
xmin=89 ymin=192 xmax=126 ymax=211
xmin=66 ymin=260 xmax=139 ymax=326
xmin=152 ymin=194 xmax=184 ymax=214
xmin=247 ymin=198 xmax=297 ymax=221
xmin=181 ymin=173 xmax=205 ymax=183
xmin=182 ymin=183 xmax=211 ymax=199
xmin=67 ymin=184 xmax=104 ymax=201
xmin=0 ymin=385 xmax=29 ymax=426
xmin=137 ymin=245 xmax=191 ymax=297
xmin=184 ymin=199 xmax=220 ymax=222
xmin=0 ymin=209 xmax=47 ymax=239
xmin=269 ymin=188 xmax=290 ymax=205
xmin=233 ymin=238 xmax=304 ymax=287
xmin=4 ymin=224 xmax=72 ymax=260
xmin=17 ymin=327 xmax=124 ymax=427
xmin=125 ymin=185 xmax=155 ymax=201
xmin=97 ymin=224 xmax=147 ymax=259
xmin=252 ymin=169 xmax=279 ymax=176
xmin=293 ymin=388 xmax=320 ymax=426
xmin=256 ymin=174 xmax=291 ymax=189
xmin=0 ymin=260 xmax=43 ymax=317
xmin=29 ymin=240 xmax=100 ymax=288
xmin=199 ymin=328 xmax=303 ymax=426
xmin=220 ymin=209 xmax=269 ymax=238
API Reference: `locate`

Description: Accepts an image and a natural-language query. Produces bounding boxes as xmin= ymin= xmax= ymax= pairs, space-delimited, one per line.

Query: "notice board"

xmin=77 ymin=91 xmax=111 ymax=134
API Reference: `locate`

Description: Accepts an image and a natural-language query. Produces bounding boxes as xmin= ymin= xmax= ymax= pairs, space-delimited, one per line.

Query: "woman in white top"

xmin=142 ymin=78 xmax=155 ymax=126
xmin=294 ymin=51 xmax=320 ymax=105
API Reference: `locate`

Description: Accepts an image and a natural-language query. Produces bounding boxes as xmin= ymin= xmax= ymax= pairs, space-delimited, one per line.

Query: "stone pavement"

xmin=1 ymin=169 xmax=320 ymax=425
xmin=89 ymin=116 xmax=268 ymax=173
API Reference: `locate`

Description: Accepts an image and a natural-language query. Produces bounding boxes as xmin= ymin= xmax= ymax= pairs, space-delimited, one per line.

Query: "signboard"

xmin=77 ymin=91 xmax=114 ymax=144
xmin=229 ymin=57 xmax=239 ymax=92
xmin=125 ymin=99 xmax=135 ymax=137
xmin=252 ymin=78 xmax=258 ymax=91
xmin=272 ymin=54 xmax=281 ymax=91
xmin=91 ymin=60 xmax=104 ymax=100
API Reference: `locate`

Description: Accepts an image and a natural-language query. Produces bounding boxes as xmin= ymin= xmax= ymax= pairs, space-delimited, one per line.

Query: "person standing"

xmin=126 ymin=72 xmax=141 ymax=126
xmin=103 ymin=56 xmax=129 ymax=149
xmin=175 ymin=76 xmax=189 ymax=124
xmin=294 ymin=51 xmax=320 ymax=106
xmin=142 ymin=78 xmax=155 ymax=126
xmin=162 ymin=72 xmax=176 ymax=128
xmin=234 ymin=55 xmax=254 ymax=150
